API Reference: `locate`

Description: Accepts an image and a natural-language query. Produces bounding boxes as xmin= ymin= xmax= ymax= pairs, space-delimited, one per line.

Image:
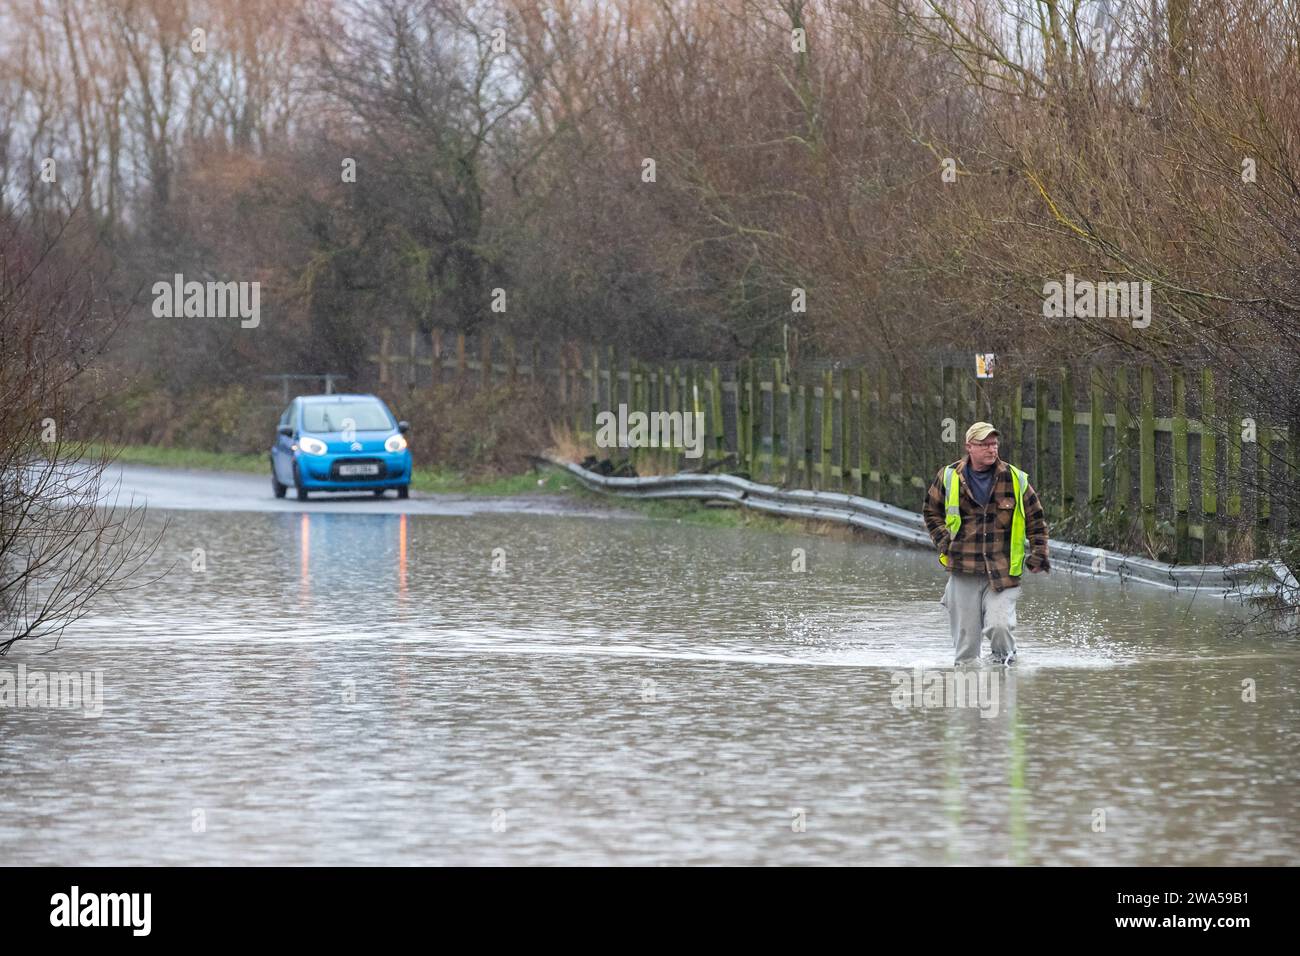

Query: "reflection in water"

xmin=298 ymin=511 xmax=409 ymax=601
xmin=398 ymin=513 xmax=407 ymax=597
xmin=943 ymin=720 xmax=962 ymax=865
xmin=0 ymin=505 xmax=1296 ymax=865
xmin=299 ymin=512 xmax=310 ymax=605
xmin=1008 ymin=698 xmax=1028 ymax=866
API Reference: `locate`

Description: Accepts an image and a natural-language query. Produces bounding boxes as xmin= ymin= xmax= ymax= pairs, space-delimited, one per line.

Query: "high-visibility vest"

xmin=938 ymin=463 xmax=1029 ymax=575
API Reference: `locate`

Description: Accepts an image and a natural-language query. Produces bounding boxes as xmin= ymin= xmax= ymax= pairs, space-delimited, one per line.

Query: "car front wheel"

xmin=272 ymin=471 xmax=286 ymax=498
xmin=397 ymin=485 xmax=409 ymax=499
xmin=293 ymin=463 xmax=308 ymax=501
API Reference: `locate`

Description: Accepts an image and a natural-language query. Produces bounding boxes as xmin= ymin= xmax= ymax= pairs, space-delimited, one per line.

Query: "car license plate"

xmin=338 ymin=463 xmax=379 ymax=476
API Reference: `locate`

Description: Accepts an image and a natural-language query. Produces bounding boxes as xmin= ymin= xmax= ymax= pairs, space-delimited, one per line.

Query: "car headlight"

xmin=385 ymin=433 xmax=408 ymax=452
xmin=298 ymin=436 xmax=328 ymax=455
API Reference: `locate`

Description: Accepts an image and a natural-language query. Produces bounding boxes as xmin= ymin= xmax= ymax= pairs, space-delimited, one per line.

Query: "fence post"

xmin=1256 ymin=422 xmax=1272 ymax=556
xmin=604 ymin=345 xmax=615 ymax=425
xmin=589 ymin=347 xmax=600 ymax=439
xmin=671 ymin=364 xmax=682 ymax=473
xmin=802 ymin=378 xmax=815 ymax=490
xmin=624 ymin=361 xmax=636 ymax=468
xmin=859 ymin=368 xmax=871 ymax=496
xmin=876 ymin=371 xmax=890 ymax=503
xmin=618 ymin=352 xmax=628 ymax=437
xmin=570 ymin=345 xmax=583 ymax=438
xmin=629 ymin=362 xmax=642 ymax=472
xmin=378 ymin=329 xmax=391 ymax=385
xmin=456 ymin=332 xmax=467 ymax=382
xmin=787 ymin=370 xmax=802 ymax=488
xmin=1140 ymin=365 xmax=1156 ymax=544
xmin=941 ymin=364 xmax=955 ymax=451
xmin=1035 ymin=375 xmax=1049 ymax=517
xmin=772 ymin=359 xmax=784 ymax=480
xmin=702 ymin=364 xmax=712 ymax=468
xmin=820 ymin=369 xmax=833 ymax=492
xmin=733 ymin=360 xmax=747 ymax=474
xmin=1011 ymin=380 xmax=1023 ymax=472
xmin=920 ymin=374 xmax=934 ymax=493
xmin=1201 ymin=369 xmax=1217 ymax=563
xmin=755 ymin=365 xmax=769 ymax=481
xmin=674 ymin=364 xmax=685 ymax=472
xmin=747 ymin=359 xmax=760 ymax=477
xmin=1172 ymin=369 xmax=1190 ymax=561
xmin=923 ymin=366 xmax=940 ymax=485
xmin=1061 ymin=366 xmax=1076 ymax=518
xmin=1115 ymin=368 xmax=1130 ymax=516
xmin=733 ymin=361 xmax=745 ymax=475
xmin=481 ymin=334 xmax=493 ymax=388
xmin=710 ymin=365 xmax=724 ymax=467
xmin=910 ymin=370 xmax=922 ymax=487
xmin=1001 ymin=382 xmax=1015 ymax=470
xmin=689 ymin=365 xmax=703 ymax=470
xmin=644 ymin=365 xmax=654 ymax=470
xmin=1226 ymin=378 xmax=1242 ymax=551
xmin=665 ymin=364 xmax=676 ymax=473
xmin=651 ymin=364 xmax=662 ymax=471
xmin=743 ymin=358 xmax=754 ymax=478
xmin=1089 ymin=367 xmax=1104 ymax=508
xmin=837 ymin=370 xmax=850 ymax=491
xmin=646 ymin=365 xmax=656 ymax=470
xmin=847 ymin=368 xmax=861 ymax=493
xmin=953 ymin=364 xmax=965 ymax=425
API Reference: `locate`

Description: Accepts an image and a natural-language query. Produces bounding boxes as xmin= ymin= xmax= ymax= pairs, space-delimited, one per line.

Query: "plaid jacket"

xmin=921 ymin=456 xmax=1051 ymax=591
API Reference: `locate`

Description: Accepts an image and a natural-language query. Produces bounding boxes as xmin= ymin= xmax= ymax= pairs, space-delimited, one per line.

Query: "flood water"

xmin=2 ymin=486 xmax=1297 ymax=865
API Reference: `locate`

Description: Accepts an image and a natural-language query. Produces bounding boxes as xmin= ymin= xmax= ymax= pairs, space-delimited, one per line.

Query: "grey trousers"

xmin=940 ymin=573 xmax=1020 ymax=664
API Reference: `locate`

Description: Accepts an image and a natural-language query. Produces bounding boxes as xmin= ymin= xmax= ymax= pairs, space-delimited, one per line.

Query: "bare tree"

xmin=0 ymin=210 xmax=160 ymax=653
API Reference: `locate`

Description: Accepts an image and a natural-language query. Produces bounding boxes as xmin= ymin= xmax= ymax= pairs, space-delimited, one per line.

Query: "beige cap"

xmin=965 ymin=421 xmax=999 ymax=443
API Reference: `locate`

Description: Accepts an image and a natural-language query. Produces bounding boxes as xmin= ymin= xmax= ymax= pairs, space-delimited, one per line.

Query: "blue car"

xmin=271 ymin=394 xmax=412 ymax=500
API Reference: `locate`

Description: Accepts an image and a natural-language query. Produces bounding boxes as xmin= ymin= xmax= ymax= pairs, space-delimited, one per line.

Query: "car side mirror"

xmin=397 ymin=421 xmax=410 ymax=434
xmin=278 ymin=426 xmax=293 ymax=438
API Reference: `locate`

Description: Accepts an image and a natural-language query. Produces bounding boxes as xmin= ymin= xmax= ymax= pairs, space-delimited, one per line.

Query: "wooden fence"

xmin=369 ymin=328 xmax=1298 ymax=565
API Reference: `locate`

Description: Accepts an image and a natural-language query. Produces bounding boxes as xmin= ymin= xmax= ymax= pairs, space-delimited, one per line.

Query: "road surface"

xmin=102 ymin=463 xmax=631 ymax=518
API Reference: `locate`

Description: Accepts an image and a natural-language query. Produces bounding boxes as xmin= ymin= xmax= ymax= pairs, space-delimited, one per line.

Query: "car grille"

xmin=329 ymin=458 xmax=386 ymax=480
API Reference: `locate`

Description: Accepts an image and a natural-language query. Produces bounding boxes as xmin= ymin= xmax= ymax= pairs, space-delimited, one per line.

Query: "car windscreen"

xmin=301 ymin=402 xmax=394 ymax=433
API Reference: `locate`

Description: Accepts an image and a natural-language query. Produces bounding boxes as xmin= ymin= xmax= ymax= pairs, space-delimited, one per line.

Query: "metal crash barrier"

xmin=544 ymin=456 xmax=1297 ymax=603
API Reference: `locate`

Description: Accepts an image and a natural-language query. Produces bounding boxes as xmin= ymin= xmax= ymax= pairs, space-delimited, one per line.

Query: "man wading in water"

xmin=921 ymin=422 xmax=1051 ymax=665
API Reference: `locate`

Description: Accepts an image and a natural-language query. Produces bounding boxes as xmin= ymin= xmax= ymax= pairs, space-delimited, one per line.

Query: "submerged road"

xmin=103 ymin=463 xmax=631 ymax=519
xmin=1 ymin=461 xmax=1291 ymax=866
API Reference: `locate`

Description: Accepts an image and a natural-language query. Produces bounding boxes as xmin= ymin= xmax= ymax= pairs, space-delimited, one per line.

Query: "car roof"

xmin=294 ymin=394 xmax=383 ymax=403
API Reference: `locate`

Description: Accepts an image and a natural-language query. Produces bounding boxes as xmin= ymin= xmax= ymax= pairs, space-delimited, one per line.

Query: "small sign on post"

xmin=975 ymin=353 xmax=996 ymax=378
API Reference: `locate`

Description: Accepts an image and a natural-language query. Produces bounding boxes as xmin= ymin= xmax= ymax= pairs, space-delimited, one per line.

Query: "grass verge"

xmin=95 ymin=444 xmax=265 ymax=473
